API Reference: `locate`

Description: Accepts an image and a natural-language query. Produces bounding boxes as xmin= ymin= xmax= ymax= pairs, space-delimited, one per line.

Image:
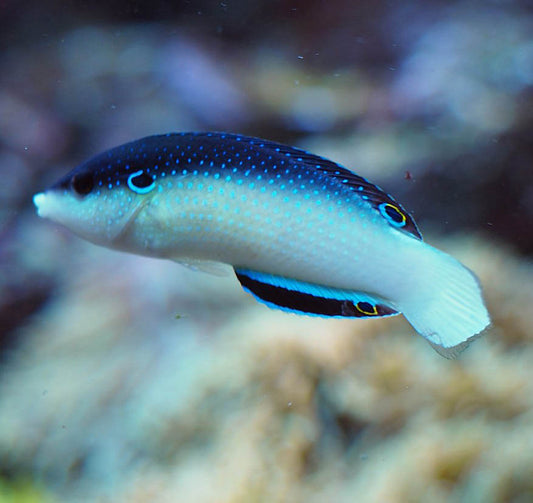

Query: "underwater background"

xmin=1 ymin=0 xmax=533 ymax=501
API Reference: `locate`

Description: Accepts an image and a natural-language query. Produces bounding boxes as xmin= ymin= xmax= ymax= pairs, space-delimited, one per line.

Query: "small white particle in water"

xmin=287 ymin=402 xmax=292 ymax=407
xmin=297 ymin=55 xmax=304 ymax=59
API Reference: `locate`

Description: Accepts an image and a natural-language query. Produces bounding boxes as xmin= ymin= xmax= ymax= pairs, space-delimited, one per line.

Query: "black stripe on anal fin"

xmin=235 ymin=271 xmax=398 ymax=318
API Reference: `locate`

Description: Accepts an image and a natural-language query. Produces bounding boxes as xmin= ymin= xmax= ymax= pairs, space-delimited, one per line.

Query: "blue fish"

xmin=33 ymin=132 xmax=490 ymax=357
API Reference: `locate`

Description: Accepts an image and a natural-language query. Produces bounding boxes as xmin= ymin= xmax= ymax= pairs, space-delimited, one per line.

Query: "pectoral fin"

xmin=172 ymin=258 xmax=232 ymax=276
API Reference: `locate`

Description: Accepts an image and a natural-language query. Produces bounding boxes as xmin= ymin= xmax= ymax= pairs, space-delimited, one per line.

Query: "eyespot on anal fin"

xmin=234 ymin=269 xmax=399 ymax=319
xmin=355 ymin=301 xmax=379 ymax=316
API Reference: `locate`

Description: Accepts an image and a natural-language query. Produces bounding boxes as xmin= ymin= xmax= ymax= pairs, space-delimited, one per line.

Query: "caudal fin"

xmin=399 ymin=247 xmax=490 ymax=359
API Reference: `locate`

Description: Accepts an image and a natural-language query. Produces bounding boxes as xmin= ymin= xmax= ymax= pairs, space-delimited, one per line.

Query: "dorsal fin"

xmin=243 ymin=136 xmax=422 ymax=240
xmin=171 ymin=132 xmax=422 ymax=239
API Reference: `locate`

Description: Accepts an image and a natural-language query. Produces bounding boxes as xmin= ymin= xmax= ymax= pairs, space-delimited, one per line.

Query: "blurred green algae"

xmin=0 ymin=478 xmax=52 ymax=503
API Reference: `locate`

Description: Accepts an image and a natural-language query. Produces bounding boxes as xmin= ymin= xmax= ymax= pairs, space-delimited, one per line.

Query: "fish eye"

xmin=71 ymin=172 xmax=94 ymax=196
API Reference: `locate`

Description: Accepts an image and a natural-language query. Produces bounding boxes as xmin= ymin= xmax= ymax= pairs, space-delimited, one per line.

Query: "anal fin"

xmin=234 ymin=268 xmax=398 ymax=319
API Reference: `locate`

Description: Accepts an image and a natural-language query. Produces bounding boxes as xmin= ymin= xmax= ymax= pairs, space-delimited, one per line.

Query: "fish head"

xmin=33 ymin=153 xmax=156 ymax=247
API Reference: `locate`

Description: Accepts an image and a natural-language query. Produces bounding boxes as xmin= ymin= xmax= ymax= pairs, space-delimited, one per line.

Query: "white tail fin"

xmin=399 ymin=246 xmax=490 ymax=358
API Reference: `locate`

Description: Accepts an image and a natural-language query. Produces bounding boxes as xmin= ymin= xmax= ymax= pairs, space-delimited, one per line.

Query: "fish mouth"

xmin=33 ymin=188 xmax=151 ymax=247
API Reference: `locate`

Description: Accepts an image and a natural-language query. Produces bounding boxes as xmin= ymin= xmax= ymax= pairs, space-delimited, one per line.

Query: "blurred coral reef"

xmin=1 ymin=238 xmax=533 ymax=502
xmin=1 ymin=0 xmax=533 ymax=502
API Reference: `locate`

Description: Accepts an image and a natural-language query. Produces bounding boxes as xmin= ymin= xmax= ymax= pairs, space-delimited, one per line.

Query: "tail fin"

xmin=399 ymin=246 xmax=490 ymax=359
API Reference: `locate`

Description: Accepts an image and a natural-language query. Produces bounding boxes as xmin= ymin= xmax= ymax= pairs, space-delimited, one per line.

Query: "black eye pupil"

xmin=71 ymin=172 xmax=94 ymax=196
xmin=131 ymin=173 xmax=154 ymax=188
xmin=385 ymin=205 xmax=404 ymax=223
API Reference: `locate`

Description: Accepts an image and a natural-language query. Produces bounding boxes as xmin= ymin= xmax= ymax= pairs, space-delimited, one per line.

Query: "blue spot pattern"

xmin=53 ymin=132 xmax=421 ymax=239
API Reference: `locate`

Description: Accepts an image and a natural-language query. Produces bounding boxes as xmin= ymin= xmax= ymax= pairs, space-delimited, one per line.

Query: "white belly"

xmin=118 ymin=175 xmax=422 ymax=302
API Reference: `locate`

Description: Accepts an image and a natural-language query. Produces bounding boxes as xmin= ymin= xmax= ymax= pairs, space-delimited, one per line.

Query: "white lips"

xmin=33 ymin=192 xmax=46 ymax=216
xmin=33 ymin=192 xmax=55 ymax=219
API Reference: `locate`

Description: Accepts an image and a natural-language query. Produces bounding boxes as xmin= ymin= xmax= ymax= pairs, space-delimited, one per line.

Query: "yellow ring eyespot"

xmin=356 ymin=301 xmax=378 ymax=316
xmin=379 ymin=203 xmax=407 ymax=227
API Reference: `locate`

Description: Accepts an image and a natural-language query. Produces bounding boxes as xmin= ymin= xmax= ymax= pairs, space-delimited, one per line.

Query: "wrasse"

xmin=33 ymin=132 xmax=490 ymax=357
